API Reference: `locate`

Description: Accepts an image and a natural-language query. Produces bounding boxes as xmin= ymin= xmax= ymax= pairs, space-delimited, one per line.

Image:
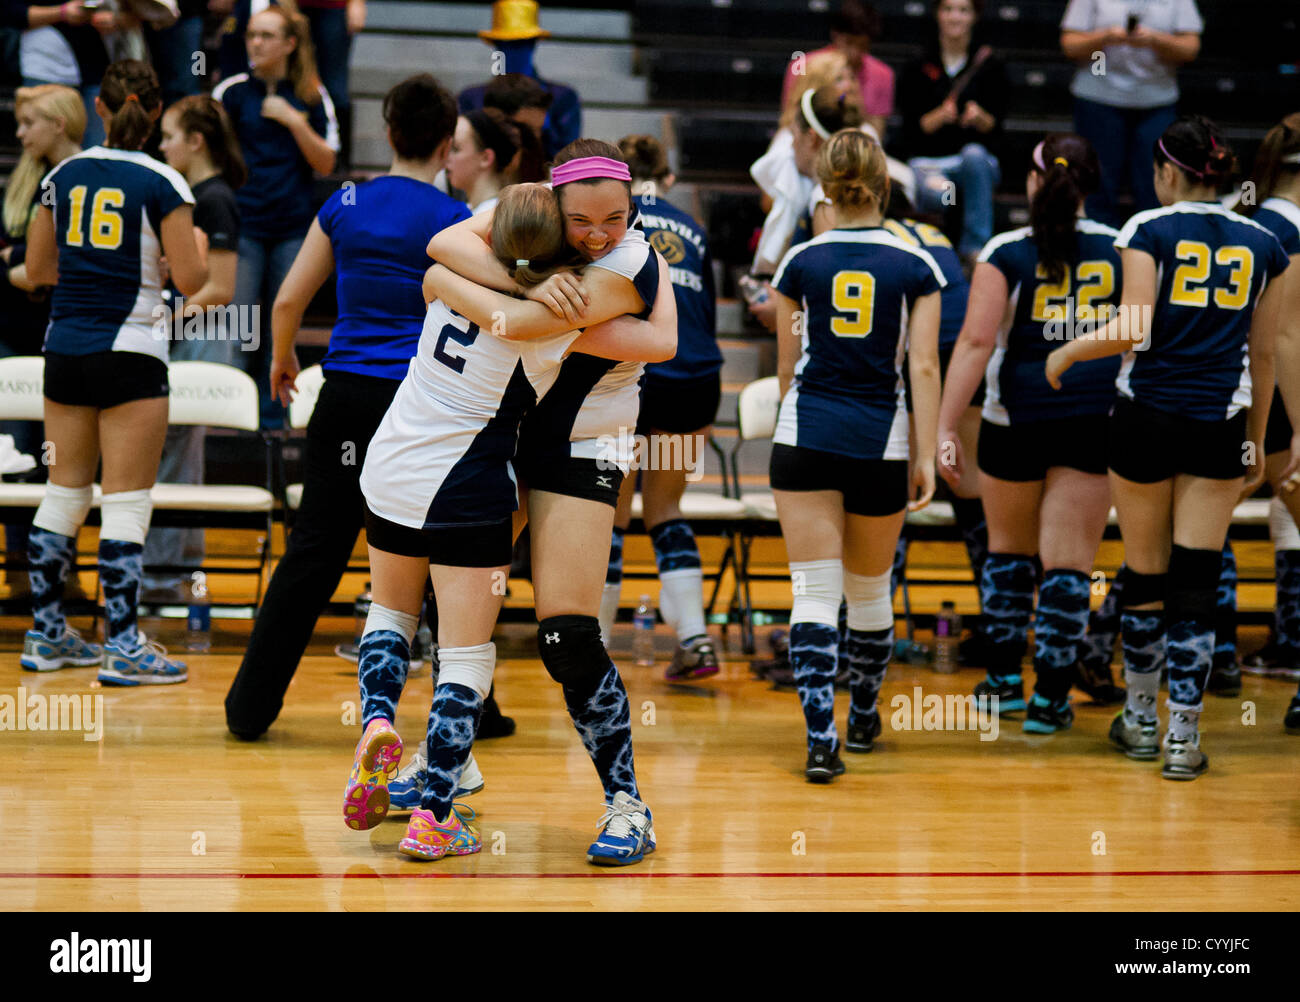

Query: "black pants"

xmin=225 ymin=370 xmax=402 ymax=738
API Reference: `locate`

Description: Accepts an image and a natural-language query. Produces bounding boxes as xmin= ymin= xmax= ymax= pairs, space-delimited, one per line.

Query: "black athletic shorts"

xmin=512 ymin=454 xmax=625 ymax=507
xmin=1108 ymin=397 xmax=1249 ymax=483
xmin=44 ymin=351 xmax=169 ymax=409
xmin=364 ymin=504 xmax=513 ymax=568
xmin=1265 ymin=386 xmax=1293 ymax=456
xmin=904 ymin=342 xmax=984 ymax=413
xmin=769 ymin=443 xmax=909 ymax=516
xmin=977 ymin=414 xmax=1109 ymax=481
xmin=636 ymin=372 xmax=722 ymax=435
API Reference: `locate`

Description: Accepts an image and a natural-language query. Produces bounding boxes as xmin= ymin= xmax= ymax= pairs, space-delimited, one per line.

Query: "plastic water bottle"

xmin=633 ymin=595 xmax=656 ymax=666
xmin=934 ymin=600 xmax=959 ymax=674
xmin=184 ymin=571 xmax=211 ymax=653
xmin=353 ymin=582 xmax=373 ymax=649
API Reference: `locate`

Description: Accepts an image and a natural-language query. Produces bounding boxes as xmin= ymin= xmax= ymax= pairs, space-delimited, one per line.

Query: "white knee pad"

xmin=364 ymin=603 xmax=418 ymax=644
xmin=844 ymin=568 xmax=894 ymax=631
xmin=437 ymin=642 xmax=496 ymax=700
xmin=789 ymin=559 xmax=842 ymax=627
xmin=32 ymin=483 xmax=94 ymax=538
xmin=1271 ymin=497 xmax=1300 ymax=551
xmin=99 ymin=489 xmax=154 ymax=545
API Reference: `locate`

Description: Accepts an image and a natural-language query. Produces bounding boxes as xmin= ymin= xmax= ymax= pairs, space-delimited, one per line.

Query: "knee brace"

xmin=99 ymin=489 xmax=153 ymax=545
xmin=538 ymin=615 xmax=608 ymax=691
xmin=1271 ymin=497 xmax=1300 ymax=551
xmin=437 ymin=642 xmax=495 ymax=700
xmin=843 ymin=568 xmax=894 ymax=631
xmin=363 ymin=603 xmax=418 ymax=644
xmin=1166 ymin=545 xmax=1221 ymax=623
xmin=31 ymin=483 xmax=93 ymax=539
xmin=1115 ymin=565 xmax=1167 ymax=609
xmin=789 ymin=559 xmax=842 ymax=627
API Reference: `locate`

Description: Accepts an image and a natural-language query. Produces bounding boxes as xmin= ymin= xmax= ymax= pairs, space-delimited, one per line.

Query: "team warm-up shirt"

xmin=1251 ymin=197 xmax=1300 ymax=257
xmin=1115 ymin=200 xmax=1290 ymax=421
xmin=317 ymin=175 xmax=471 ymax=381
xmin=772 ymin=226 xmax=946 ymax=460
xmin=635 ymin=192 xmax=722 ymax=382
xmin=41 ymin=146 xmax=194 ymax=361
xmin=883 ymin=217 xmax=968 ymax=350
xmin=977 ymin=219 xmax=1123 ymax=425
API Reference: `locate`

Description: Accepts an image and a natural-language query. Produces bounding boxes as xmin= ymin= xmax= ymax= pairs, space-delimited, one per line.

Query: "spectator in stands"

xmin=445 ymin=107 xmax=544 ymax=213
xmin=898 ymin=0 xmax=1006 ymax=260
xmin=0 ymin=83 xmax=84 ymax=597
xmin=214 ymin=4 xmax=338 ymax=428
xmin=483 ymin=73 xmax=552 ymax=147
xmin=458 ymin=0 xmax=580 ymax=160
xmin=780 ymin=0 xmax=892 ymax=139
xmin=1060 ymin=0 xmax=1203 ymax=226
xmin=296 ymin=0 xmax=365 ymax=165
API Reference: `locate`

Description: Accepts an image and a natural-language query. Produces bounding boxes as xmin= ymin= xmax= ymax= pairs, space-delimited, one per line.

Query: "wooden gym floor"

xmin=1 ymin=531 xmax=1298 ymax=911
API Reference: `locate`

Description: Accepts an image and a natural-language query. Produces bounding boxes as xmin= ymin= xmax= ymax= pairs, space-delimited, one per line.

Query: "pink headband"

xmin=1158 ymin=137 xmax=1206 ymax=179
xmin=551 ymin=156 xmax=631 ymax=186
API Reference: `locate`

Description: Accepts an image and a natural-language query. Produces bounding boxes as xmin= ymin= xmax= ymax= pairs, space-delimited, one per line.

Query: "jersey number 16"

xmin=64 ymin=185 xmax=125 ymax=251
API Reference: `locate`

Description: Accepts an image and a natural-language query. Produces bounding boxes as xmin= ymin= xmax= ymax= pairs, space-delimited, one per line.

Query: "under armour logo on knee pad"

xmin=596 ymin=476 xmax=612 ymax=488
xmin=545 ymin=633 xmax=560 ymax=643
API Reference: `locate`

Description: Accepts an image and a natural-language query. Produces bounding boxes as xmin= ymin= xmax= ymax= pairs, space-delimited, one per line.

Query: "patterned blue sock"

xmin=1214 ymin=541 xmax=1237 ymax=671
xmin=561 ymin=659 xmax=640 ymax=802
xmin=846 ymin=626 xmax=893 ymax=727
xmin=951 ymin=496 xmax=989 ymax=592
xmin=358 ymin=629 xmax=411 ymax=726
xmin=27 ymin=527 xmax=75 ymax=640
xmin=1276 ymin=550 xmax=1300 ymax=660
xmin=980 ymin=553 xmax=1036 ymax=684
xmin=419 ymin=682 xmax=482 ymax=820
xmin=836 ymin=596 xmax=849 ymax=676
xmin=98 ymin=538 xmax=143 ymax=650
xmin=1121 ymin=609 xmax=1165 ymax=723
xmin=606 ymin=526 xmax=625 ymax=585
xmin=790 ymin=621 xmax=839 ymax=752
xmin=1033 ymin=569 xmax=1091 ymax=702
xmin=1167 ymin=616 xmax=1214 ymax=708
xmin=649 ymin=518 xmax=700 ymax=572
xmin=890 ymin=532 xmax=909 ymax=600
xmin=1080 ymin=565 xmax=1124 ymax=674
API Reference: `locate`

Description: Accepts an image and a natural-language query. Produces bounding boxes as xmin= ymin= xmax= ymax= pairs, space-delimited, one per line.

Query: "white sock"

xmin=598 ymin=582 xmax=621 ymax=646
xmin=660 ymin=568 xmax=707 ymax=643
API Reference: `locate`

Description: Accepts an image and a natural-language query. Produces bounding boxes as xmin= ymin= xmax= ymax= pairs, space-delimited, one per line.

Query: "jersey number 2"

xmin=65 ymin=185 xmax=125 ymax=250
xmin=831 ymin=270 xmax=875 ymax=338
xmin=433 ymin=321 xmax=480 ymax=374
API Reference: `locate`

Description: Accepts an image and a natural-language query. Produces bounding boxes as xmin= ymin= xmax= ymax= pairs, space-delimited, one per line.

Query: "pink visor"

xmin=551 ymin=156 xmax=632 ymax=186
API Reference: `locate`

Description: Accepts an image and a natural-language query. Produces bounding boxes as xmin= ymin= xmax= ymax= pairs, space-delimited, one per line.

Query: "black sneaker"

xmin=1073 ymin=659 xmax=1126 ymax=705
xmin=477 ymin=686 xmax=515 ymax=739
xmin=1242 ymin=633 xmax=1282 ymax=675
xmin=804 ymin=743 xmax=845 ymax=783
xmin=1207 ymin=661 xmax=1241 ymax=698
xmin=1284 ymin=697 xmax=1300 ymax=735
xmin=974 ymin=674 xmax=1025 ymax=714
xmin=1022 ymin=695 xmax=1074 ymax=734
xmin=957 ymin=629 xmax=993 ymax=668
xmin=845 ymin=713 xmax=882 ymax=753
xmin=766 ymin=664 xmax=797 ymax=689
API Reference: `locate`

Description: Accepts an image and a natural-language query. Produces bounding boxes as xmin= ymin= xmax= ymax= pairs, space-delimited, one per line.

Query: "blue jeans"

xmin=305 ymin=7 xmax=351 ymax=160
xmin=909 ymin=143 xmax=1001 ymax=257
xmin=147 ymin=17 xmax=204 ymax=107
xmin=1074 ymin=97 xmax=1177 ymax=228
xmin=234 ymin=233 xmax=305 ymax=429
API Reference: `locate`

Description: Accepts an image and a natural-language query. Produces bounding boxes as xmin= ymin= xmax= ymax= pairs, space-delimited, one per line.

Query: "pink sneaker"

xmin=342 ymin=718 xmax=403 ymax=831
xmin=398 ymin=805 xmax=481 ymax=861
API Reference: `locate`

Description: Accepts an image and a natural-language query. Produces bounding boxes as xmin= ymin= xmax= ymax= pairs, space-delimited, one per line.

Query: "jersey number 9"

xmin=831 ymin=270 xmax=876 ymax=338
xmin=64 ymin=185 xmax=125 ymax=251
xmin=1169 ymin=240 xmax=1255 ymax=311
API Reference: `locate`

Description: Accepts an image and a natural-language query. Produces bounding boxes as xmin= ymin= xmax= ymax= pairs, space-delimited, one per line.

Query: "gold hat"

xmin=479 ymin=1 xmax=552 ymax=42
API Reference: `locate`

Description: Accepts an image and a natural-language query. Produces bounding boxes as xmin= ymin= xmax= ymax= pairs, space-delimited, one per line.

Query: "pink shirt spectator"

xmin=780 ymin=45 xmax=895 ymax=119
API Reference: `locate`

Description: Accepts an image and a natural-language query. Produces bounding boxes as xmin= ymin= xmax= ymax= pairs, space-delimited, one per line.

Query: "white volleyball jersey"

xmin=361 ymin=298 xmax=581 ymax=530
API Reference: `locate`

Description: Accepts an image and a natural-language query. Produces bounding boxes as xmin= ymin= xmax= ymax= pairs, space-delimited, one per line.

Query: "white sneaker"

xmin=586 ymin=790 xmax=656 ymax=866
xmin=386 ymin=748 xmax=484 ymax=813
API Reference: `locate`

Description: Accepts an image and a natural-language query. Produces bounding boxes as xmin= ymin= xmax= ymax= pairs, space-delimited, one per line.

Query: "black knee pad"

xmin=1115 ymin=565 xmax=1167 ymax=609
xmin=1166 ymin=545 xmax=1221 ymax=623
xmin=538 ymin=615 xmax=609 ymax=692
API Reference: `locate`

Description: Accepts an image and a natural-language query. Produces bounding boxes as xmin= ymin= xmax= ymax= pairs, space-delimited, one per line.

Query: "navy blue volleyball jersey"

xmin=977 ymin=219 xmax=1123 ymax=425
xmin=883 ymin=218 xmax=968 ymax=350
xmin=317 ymin=175 xmax=471 ymax=382
xmin=772 ymin=226 xmax=946 ymax=460
xmin=1251 ymin=197 xmax=1300 ymax=257
xmin=1115 ymin=200 xmax=1290 ymax=421
xmin=41 ymin=147 xmax=194 ymax=360
xmin=635 ymin=193 xmax=722 ymax=382
xmin=213 ymin=73 xmax=339 ymax=240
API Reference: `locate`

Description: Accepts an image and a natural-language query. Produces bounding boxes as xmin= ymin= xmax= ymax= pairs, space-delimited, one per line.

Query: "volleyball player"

xmin=22 ymin=60 xmax=206 ymax=682
xmin=940 ymin=134 xmax=1121 ymax=731
xmin=769 ymin=129 xmax=943 ymax=782
xmin=601 ymin=133 xmax=724 ymax=678
xmin=1046 ymin=116 xmax=1288 ymax=779
xmin=445 ymin=107 xmax=543 ymax=214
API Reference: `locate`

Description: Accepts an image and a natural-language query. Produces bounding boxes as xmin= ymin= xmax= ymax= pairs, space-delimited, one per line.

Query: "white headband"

xmin=1285 ymin=151 xmax=1300 ymax=165
xmin=800 ymin=87 xmax=831 ymax=141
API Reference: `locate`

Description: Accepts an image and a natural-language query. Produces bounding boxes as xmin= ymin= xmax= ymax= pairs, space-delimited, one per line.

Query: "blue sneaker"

xmin=99 ymin=637 xmax=188 ymax=686
xmin=21 ymin=627 xmax=102 ymax=672
xmin=388 ymin=749 xmax=485 ymax=812
xmin=586 ymin=791 xmax=655 ymax=866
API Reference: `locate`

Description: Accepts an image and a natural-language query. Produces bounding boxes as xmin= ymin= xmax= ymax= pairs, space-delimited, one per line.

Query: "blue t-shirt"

xmin=41 ymin=147 xmax=194 ymax=361
xmin=772 ymin=226 xmax=946 ymax=460
xmin=1115 ymin=200 xmax=1290 ymax=421
xmin=883 ymin=218 xmax=968 ymax=350
xmin=977 ymin=219 xmax=1123 ymax=424
xmin=213 ymin=73 xmax=339 ymax=240
xmin=316 ymin=175 xmax=471 ymax=381
xmin=634 ymin=193 xmax=722 ymax=383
